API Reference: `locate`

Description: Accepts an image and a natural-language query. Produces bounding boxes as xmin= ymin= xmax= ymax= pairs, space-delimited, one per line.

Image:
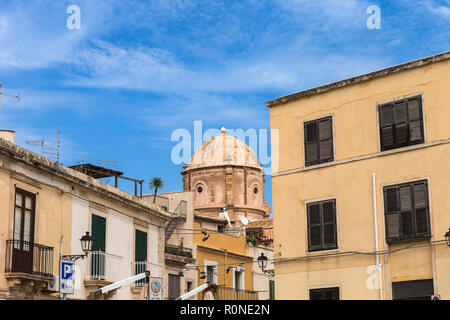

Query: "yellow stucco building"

xmin=0 ymin=130 xmax=170 ymax=300
xmin=267 ymin=51 xmax=450 ymax=300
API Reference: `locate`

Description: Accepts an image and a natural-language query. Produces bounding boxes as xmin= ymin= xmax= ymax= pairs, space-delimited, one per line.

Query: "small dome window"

xmin=253 ymin=187 xmax=258 ymax=194
xmin=197 ymin=186 xmax=203 ymax=193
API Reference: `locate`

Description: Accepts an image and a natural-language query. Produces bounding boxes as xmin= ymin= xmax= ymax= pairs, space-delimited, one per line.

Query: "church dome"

xmin=185 ymin=127 xmax=261 ymax=170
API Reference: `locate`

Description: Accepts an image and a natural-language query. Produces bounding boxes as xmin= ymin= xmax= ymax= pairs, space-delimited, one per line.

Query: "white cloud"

xmin=425 ymin=0 xmax=450 ymax=19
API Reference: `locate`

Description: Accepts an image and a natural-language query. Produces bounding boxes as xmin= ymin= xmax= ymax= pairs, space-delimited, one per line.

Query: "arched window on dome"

xmin=194 ymin=182 xmax=208 ymax=206
xmin=249 ymin=183 xmax=261 ymax=208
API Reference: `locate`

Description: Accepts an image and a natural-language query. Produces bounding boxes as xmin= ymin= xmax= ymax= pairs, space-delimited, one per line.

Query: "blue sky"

xmin=0 ymin=0 xmax=449 ymax=209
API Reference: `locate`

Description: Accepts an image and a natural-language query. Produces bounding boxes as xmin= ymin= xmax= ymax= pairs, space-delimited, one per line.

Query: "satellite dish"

xmin=240 ymin=216 xmax=249 ymax=226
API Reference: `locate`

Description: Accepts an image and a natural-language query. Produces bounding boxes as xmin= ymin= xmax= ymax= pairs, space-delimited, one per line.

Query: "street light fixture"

xmin=257 ymin=252 xmax=268 ymax=272
xmin=445 ymin=228 xmax=450 ymax=247
xmin=62 ymin=231 xmax=94 ymax=261
xmin=80 ymin=231 xmax=94 ymax=255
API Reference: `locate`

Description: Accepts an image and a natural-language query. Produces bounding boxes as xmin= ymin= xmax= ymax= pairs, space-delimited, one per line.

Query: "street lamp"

xmin=80 ymin=231 xmax=94 ymax=255
xmin=257 ymin=252 xmax=268 ymax=272
xmin=445 ymin=228 xmax=450 ymax=247
xmin=62 ymin=231 xmax=94 ymax=261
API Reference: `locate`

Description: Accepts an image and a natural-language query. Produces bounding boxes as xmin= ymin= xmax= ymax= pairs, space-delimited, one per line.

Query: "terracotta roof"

xmin=246 ymin=219 xmax=273 ymax=242
xmin=246 ymin=219 xmax=273 ymax=229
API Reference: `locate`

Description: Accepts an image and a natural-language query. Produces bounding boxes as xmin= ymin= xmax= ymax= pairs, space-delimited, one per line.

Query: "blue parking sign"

xmin=60 ymin=260 xmax=75 ymax=294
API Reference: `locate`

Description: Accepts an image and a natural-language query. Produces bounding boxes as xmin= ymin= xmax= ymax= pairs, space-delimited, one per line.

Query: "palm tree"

xmin=149 ymin=177 xmax=164 ymax=203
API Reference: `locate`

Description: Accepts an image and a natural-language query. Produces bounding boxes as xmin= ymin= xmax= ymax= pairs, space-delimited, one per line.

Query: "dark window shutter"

xmin=309 ymin=226 xmax=322 ymax=247
xmin=307 ymin=200 xmax=337 ymax=251
xmin=319 ymin=140 xmax=333 ymax=161
xmin=135 ymin=230 xmax=147 ymax=262
xmin=304 ymin=116 xmax=333 ymax=166
xmin=322 ymin=201 xmax=334 ymax=223
xmin=395 ymin=124 xmax=408 ymax=145
xmin=269 ymin=280 xmax=275 ymax=300
xmin=323 ymin=224 xmax=335 ymax=246
xmin=401 ymin=211 xmax=413 ymax=236
xmin=92 ymin=214 xmax=106 ymax=251
xmin=380 ymin=105 xmax=393 ymax=126
xmin=305 ymin=143 xmax=319 ymax=164
xmin=308 ymin=204 xmax=321 ymax=224
xmin=409 ymin=120 xmax=422 ymax=142
xmin=319 ymin=119 xmax=332 ymax=140
xmin=310 ymin=287 xmax=339 ymax=300
xmin=384 ymin=180 xmax=430 ymax=243
xmin=305 ymin=122 xmax=318 ymax=142
xmin=385 ymin=188 xmax=398 ymax=212
xmin=386 ymin=213 xmax=400 ymax=239
xmin=379 ymin=96 xmax=424 ymax=151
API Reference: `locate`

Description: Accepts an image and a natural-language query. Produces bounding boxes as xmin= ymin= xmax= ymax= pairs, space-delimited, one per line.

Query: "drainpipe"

xmin=372 ymin=173 xmax=383 ymax=300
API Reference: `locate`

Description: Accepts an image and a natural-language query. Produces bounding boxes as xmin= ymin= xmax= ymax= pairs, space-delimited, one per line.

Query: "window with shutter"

xmin=309 ymin=287 xmax=339 ymax=300
xmin=307 ymin=199 xmax=337 ymax=251
xmin=383 ymin=180 xmax=430 ymax=243
xmin=304 ymin=116 xmax=334 ymax=166
xmin=378 ymin=96 xmax=424 ymax=151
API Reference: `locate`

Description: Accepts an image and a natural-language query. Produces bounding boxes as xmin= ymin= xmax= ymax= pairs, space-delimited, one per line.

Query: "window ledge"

xmin=273 ymin=138 xmax=450 ymax=177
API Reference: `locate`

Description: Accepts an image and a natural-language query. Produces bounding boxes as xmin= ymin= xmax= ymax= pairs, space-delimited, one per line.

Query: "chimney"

xmin=0 ymin=130 xmax=15 ymax=143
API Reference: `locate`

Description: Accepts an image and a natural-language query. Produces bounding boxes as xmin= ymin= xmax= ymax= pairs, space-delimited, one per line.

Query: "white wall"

xmin=71 ymin=195 xmax=90 ymax=300
xmin=106 ymin=209 xmax=133 ymax=299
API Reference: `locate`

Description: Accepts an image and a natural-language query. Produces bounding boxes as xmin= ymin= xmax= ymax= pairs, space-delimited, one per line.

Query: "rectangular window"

xmin=378 ymin=96 xmax=424 ymax=151
xmin=304 ymin=116 xmax=334 ymax=166
xmin=206 ymin=266 xmax=214 ymax=284
xmin=392 ymin=279 xmax=434 ymax=300
xmin=307 ymin=199 xmax=337 ymax=251
xmin=310 ymin=287 xmax=339 ymax=300
xmin=234 ymin=270 xmax=243 ymax=290
xmin=134 ymin=230 xmax=148 ymax=286
xmin=383 ymin=180 xmax=431 ymax=243
xmin=91 ymin=214 xmax=106 ymax=280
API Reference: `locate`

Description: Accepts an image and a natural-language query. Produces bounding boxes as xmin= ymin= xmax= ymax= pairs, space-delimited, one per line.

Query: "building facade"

xmin=0 ymin=132 xmax=170 ymax=300
xmin=268 ymin=51 xmax=450 ymax=299
xmin=145 ymin=191 xmax=198 ymax=300
xmin=179 ymin=128 xmax=274 ymax=300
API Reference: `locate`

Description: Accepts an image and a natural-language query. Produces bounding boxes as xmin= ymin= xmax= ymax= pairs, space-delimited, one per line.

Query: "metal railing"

xmin=215 ymin=286 xmax=258 ymax=300
xmin=5 ymin=240 xmax=54 ymax=278
xmin=89 ymin=251 xmax=109 ymax=280
xmin=174 ymin=200 xmax=187 ymax=217
xmin=133 ymin=261 xmax=165 ymax=287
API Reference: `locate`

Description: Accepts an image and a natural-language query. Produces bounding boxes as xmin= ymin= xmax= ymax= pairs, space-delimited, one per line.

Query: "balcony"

xmin=214 ymin=286 xmax=258 ymax=300
xmin=5 ymin=240 xmax=54 ymax=294
xmin=5 ymin=240 xmax=54 ymax=278
xmin=85 ymin=251 xmax=122 ymax=299
xmin=164 ymin=244 xmax=195 ymax=266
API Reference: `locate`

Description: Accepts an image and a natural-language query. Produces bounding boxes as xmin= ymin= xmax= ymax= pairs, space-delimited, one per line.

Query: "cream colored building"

xmin=268 ymin=51 xmax=450 ymax=299
xmin=0 ymin=130 xmax=170 ymax=299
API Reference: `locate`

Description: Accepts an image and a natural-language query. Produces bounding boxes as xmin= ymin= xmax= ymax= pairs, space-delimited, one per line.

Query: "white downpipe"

xmin=372 ymin=173 xmax=383 ymax=300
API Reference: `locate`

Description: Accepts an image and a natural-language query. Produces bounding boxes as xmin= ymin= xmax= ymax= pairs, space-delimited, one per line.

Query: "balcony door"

xmin=12 ymin=189 xmax=36 ymax=274
xmin=91 ymin=214 xmax=106 ymax=280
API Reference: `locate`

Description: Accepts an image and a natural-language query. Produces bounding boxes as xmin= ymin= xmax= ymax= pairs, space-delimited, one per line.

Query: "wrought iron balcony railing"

xmin=5 ymin=240 xmax=54 ymax=278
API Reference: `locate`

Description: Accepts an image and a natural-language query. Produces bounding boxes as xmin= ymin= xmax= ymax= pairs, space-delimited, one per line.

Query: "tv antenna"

xmin=0 ymin=84 xmax=20 ymax=110
xmin=25 ymin=129 xmax=61 ymax=163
